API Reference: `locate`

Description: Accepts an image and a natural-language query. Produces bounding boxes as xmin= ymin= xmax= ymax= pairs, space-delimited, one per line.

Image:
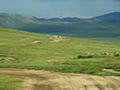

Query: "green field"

xmin=0 ymin=28 xmax=120 ymax=75
xmin=87 ymin=38 xmax=120 ymax=43
xmin=0 ymin=74 xmax=24 ymax=90
xmin=0 ymin=28 xmax=120 ymax=89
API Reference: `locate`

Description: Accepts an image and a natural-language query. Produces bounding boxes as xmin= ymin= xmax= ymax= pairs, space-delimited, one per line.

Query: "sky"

xmin=0 ymin=0 xmax=120 ymax=18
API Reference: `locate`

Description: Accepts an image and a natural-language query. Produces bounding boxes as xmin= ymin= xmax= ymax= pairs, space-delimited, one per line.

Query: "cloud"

xmin=62 ymin=13 xmax=73 ymax=17
xmin=38 ymin=12 xmax=93 ymax=19
xmin=62 ymin=12 xmax=92 ymax=19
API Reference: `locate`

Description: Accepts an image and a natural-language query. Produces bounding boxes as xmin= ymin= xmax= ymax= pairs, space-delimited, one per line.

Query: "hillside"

xmin=0 ymin=28 xmax=120 ymax=75
xmin=35 ymin=12 xmax=120 ymax=22
xmin=0 ymin=12 xmax=120 ymax=38
xmin=0 ymin=28 xmax=120 ymax=89
xmin=91 ymin=12 xmax=120 ymax=21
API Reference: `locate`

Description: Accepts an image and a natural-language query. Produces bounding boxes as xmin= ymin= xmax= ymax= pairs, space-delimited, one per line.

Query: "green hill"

xmin=0 ymin=28 xmax=120 ymax=76
xmin=0 ymin=13 xmax=120 ymax=38
xmin=91 ymin=12 xmax=120 ymax=21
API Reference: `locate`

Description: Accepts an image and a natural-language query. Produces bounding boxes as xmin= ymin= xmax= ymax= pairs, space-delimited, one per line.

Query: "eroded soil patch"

xmin=0 ymin=68 xmax=120 ymax=90
xmin=103 ymin=69 xmax=120 ymax=74
xmin=0 ymin=38 xmax=63 ymax=45
xmin=0 ymin=57 xmax=15 ymax=62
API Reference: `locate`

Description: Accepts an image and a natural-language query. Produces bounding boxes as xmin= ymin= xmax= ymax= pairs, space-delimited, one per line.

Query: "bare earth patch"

xmin=0 ymin=68 xmax=120 ymax=90
xmin=49 ymin=39 xmax=63 ymax=42
xmin=0 ymin=38 xmax=63 ymax=45
xmin=103 ymin=69 xmax=120 ymax=74
xmin=0 ymin=57 xmax=15 ymax=61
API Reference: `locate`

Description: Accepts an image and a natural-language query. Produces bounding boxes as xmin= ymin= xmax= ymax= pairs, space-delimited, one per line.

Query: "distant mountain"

xmin=49 ymin=17 xmax=85 ymax=22
xmin=32 ymin=17 xmax=85 ymax=22
xmin=90 ymin=12 xmax=120 ymax=21
xmin=0 ymin=13 xmax=41 ymax=29
xmin=0 ymin=13 xmax=38 ymax=23
xmin=0 ymin=12 xmax=120 ymax=38
xmin=33 ymin=12 xmax=120 ymax=22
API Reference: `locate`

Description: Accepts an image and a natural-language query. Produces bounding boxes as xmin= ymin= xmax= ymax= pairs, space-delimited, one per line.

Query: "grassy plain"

xmin=0 ymin=73 xmax=24 ymax=90
xmin=0 ymin=28 xmax=120 ymax=89
xmin=0 ymin=28 xmax=120 ymax=75
xmin=87 ymin=38 xmax=120 ymax=43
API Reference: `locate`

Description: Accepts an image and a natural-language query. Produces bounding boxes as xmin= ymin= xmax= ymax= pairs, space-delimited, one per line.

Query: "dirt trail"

xmin=0 ymin=57 xmax=15 ymax=62
xmin=0 ymin=68 xmax=120 ymax=90
xmin=0 ymin=38 xmax=62 ymax=45
xmin=103 ymin=69 xmax=120 ymax=74
xmin=49 ymin=39 xmax=62 ymax=42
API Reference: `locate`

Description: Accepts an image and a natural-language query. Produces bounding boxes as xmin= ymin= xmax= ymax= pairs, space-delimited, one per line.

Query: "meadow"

xmin=87 ymin=38 xmax=120 ymax=43
xmin=0 ymin=28 xmax=120 ymax=76
xmin=0 ymin=73 xmax=24 ymax=90
xmin=0 ymin=28 xmax=120 ymax=90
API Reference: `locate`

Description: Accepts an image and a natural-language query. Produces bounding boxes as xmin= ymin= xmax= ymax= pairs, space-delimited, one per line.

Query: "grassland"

xmin=0 ymin=28 xmax=120 ymax=89
xmin=0 ymin=28 xmax=120 ymax=76
xmin=87 ymin=37 xmax=120 ymax=43
xmin=0 ymin=73 xmax=24 ymax=90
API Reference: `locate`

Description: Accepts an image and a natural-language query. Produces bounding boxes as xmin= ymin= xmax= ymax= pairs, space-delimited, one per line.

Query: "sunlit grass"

xmin=0 ymin=28 xmax=120 ymax=76
xmin=0 ymin=74 xmax=24 ymax=90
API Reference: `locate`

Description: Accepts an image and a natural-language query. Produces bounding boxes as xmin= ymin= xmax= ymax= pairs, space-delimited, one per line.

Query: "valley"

xmin=0 ymin=12 xmax=120 ymax=90
xmin=0 ymin=12 xmax=120 ymax=38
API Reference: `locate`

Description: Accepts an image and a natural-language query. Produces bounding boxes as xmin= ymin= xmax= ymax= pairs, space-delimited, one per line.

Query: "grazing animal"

xmin=114 ymin=52 xmax=119 ymax=55
xmin=58 ymin=36 xmax=61 ymax=39
xmin=104 ymin=52 xmax=109 ymax=55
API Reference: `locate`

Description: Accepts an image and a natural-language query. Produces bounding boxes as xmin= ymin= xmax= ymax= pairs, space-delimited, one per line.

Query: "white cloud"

xmin=36 ymin=12 xmax=93 ymax=19
xmin=75 ymin=14 xmax=93 ymax=19
xmin=62 ymin=12 xmax=73 ymax=17
xmin=62 ymin=12 xmax=93 ymax=19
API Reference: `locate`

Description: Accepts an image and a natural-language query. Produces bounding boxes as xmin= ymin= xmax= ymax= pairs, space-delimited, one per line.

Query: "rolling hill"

xmin=90 ymin=12 xmax=120 ymax=21
xmin=0 ymin=27 xmax=120 ymax=76
xmin=0 ymin=28 xmax=120 ymax=90
xmin=0 ymin=12 xmax=120 ymax=38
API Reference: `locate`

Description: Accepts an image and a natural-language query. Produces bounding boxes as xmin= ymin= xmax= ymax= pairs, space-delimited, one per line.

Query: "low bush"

xmin=76 ymin=52 xmax=120 ymax=59
xmin=114 ymin=54 xmax=120 ymax=56
xmin=78 ymin=55 xmax=94 ymax=59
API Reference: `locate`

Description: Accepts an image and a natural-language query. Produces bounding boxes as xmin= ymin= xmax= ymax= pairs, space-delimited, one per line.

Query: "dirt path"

xmin=0 ymin=68 xmax=120 ymax=90
xmin=103 ymin=69 xmax=120 ymax=74
xmin=49 ymin=39 xmax=62 ymax=42
xmin=0 ymin=57 xmax=15 ymax=62
xmin=0 ymin=41 xmax=41 ymax=45
xmin=0 ymin=38 xmax=62 ymax=45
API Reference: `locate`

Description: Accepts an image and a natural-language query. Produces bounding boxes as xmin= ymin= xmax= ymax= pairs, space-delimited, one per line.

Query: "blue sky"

xmin=0 ymin=0 xmax=120 ymax=18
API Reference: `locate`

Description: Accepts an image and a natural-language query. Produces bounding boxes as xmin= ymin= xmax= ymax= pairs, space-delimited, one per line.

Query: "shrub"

xmin=78 ymin=55 xmax=94 ymax=59
xmin=114 ymin=54 xmax=119 ymax=56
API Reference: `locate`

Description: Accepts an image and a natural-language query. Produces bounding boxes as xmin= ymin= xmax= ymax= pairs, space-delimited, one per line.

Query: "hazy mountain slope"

xmin=91 ymin=12 xmax=120 ymax=21
xmin=0 ymin=13 xmax=41 ymax=28
xmin=34 ymin=12 xmax=120 ymax=22
xmin=24 ymin=20 xmax=120 ymax=38
xmin=0 ymin=12 xmax=120 ymax=38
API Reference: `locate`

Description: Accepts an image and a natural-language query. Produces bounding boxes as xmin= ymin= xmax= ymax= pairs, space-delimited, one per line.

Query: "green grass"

xmin=0 ymin=28 xmax=120 ymax=89
xmin=0 ymin=74 xmax=24 ymax=90
xmin=0 ymin=28 xmax=120 ymax=76
xmin=87 ymin=38 xmax=120 ymax=43
xmin=0 ymin=58 xmax=4 ymax=61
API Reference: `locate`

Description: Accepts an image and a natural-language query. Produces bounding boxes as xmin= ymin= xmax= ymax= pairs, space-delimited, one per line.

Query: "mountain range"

xmin=0 ymin=12 xmax=120 ymax=38
xmin=32 ymin=12 xmax=120 ymax=22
